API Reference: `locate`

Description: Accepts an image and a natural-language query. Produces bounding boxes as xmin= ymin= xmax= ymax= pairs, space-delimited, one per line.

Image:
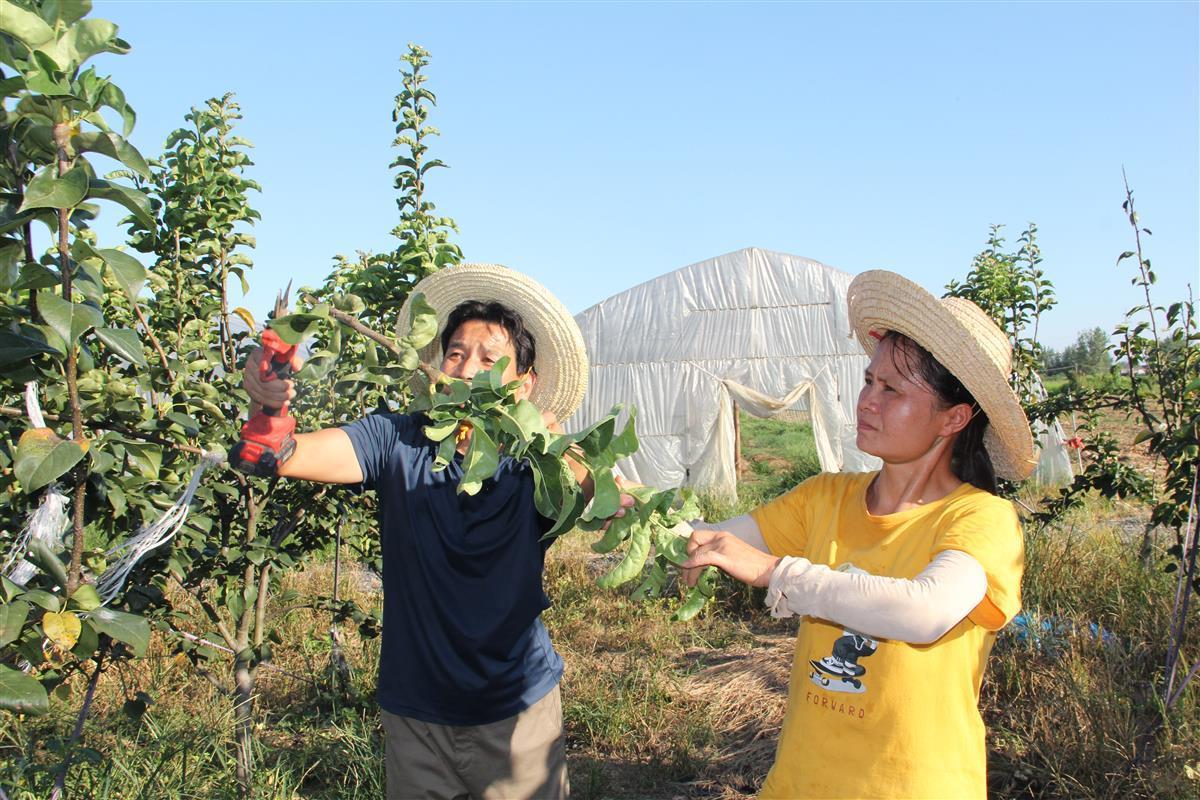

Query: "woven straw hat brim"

xmin=398 ymin=263 xmax=589 ymax=423
xmin=846 ymin=270 xmax=1038 ymax=481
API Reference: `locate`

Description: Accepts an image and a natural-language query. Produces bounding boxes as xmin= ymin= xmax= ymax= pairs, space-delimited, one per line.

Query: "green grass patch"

xmin=734 ymin=414 xmax=821 ymax=507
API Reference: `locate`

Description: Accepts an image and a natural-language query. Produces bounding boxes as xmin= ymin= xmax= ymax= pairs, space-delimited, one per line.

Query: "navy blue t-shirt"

xmin=341 ymin=412 xmax=563 ymax=725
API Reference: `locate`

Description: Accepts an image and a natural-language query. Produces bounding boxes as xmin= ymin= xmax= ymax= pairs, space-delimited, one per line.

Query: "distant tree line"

xmin=1040 ymin=326 xmax=1114 ymax=375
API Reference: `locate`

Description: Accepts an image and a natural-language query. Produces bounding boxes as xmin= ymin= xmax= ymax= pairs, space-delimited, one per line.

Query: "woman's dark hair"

xmin=882 ymin=330 xmax=997 ymax=494
xmin=441 ymin=300 xmax=537 ymax=375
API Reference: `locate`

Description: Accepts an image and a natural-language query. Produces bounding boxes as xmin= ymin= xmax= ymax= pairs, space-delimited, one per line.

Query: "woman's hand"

xmin=681 ymin=529 xmax=781 ymax=588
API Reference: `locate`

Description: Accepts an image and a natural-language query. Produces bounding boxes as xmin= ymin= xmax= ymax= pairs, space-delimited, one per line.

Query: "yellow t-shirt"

xmin=751 ymin=471 xmax=1023 ymax=800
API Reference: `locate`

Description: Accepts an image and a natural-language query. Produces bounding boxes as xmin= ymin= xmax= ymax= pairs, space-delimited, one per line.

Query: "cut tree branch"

xmin=323 ymin=304 xmax=444 ymax=386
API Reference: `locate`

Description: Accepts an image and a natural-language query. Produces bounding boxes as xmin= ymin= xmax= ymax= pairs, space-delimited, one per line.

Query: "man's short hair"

xmin=441 ymin=300 xmax=537 ymax=375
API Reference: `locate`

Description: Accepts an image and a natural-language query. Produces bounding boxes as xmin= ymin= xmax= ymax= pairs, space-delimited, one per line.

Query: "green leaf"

xmin=14 ymin=428 xmax=88 ymax=493
xmin=27 ymin=540 xmax=69 ymax=589
xmin=432 ymin=433 xmax=458 ymax=471
xmin=43 ymin=1 xmax=94 ymax=27
xmin=424 ymin=418 xmax=460 ymax=442
xmin=1 ymin=577 xmax=23 ymax=603
xmin=86 ymin=179 xmax=153 ymax=229
xmin=68 ymin=584 xmax=102 ymax=612
xmin=544 ymin=489 xmax=588 ymax=540
xmin=226 ymin=592 xmax=245 ymax=623
xmin=269 ymin=310 xmax=329 ymax=346
xmin=460 ymin=421 xmax=499 ymax=492
xmin=72 ymin=257 xmax=105 ymax=302
xmin=0 ymin=601 xmax=31 ymax=648
xmin=0 ymin=0 xmax=55 ymax=48
xmin=73 ymin=131 xmax=151 ymax=178
xmin=401 ymin=292 xmax=438 ymax=349
xmin=0 ymin=331 xmax=62 ymax=364
xmin=0 ymin=663 xmax=49 ymax=716
xmin=38 ymin=292 xmax=102 ymax=347
xmin=0 ymin=238 xmax=20 ymax=288
xmin=582 ymin=466 xmax=620 ymax=521
xmin=631 ymin=560 xmax=669 ymax=602
xmin=19 ymin=165 xmax=88 ymax=212
xmin=97 ymin=81 xmax=135 ymax=136
xmin=487 ymin=358 xmax=509 ymax=394
xmin=397 ymin=343 xmax=419 ymax=372
xmin=671 ymin=583 xmax=711 ymax=623
xmin=653 ymin=524 xmax=691 ymax=565
xmin=579 ymin=414 xmax=618 ymax=462
xmin=333 ymin=293 xmax=366 ymax=314
xmin=0 ymin=76 xmax=24 ymax=98
xmin=122 ymin=441 xmax=161 ymax=480
xmin=597 ymin=523 xmax=651 ymax=589
xmin=20 ymin=589 xmax=61 ymax=612
xmin=35 ymin=18 xmax=127 ymax=72
xmin=12 ymin=262 xmax=61 ymax=292
xmin=71 ymin=619 xmax=99 ymax=659
xmin=94 ymin=327 xmax=146 ymax=367
xmin=610 ymin=409 xmax=639 ymax=460
xmin=85 ymin=608 xmax=149 ymax=657
xmin=164 ymin=412 xmax=199 ymax=436
xmin=530 ymin=452 xmax=564 ymax=518
xmin=696 ymin=565 xmax=719 ymax=597
xmin=590 ymin=508 xmax=635 ymax=554
xmin=433 ymin=380 xmax=471 ymax=407
xmin=497 ymin=400 xmax=549 ymax=448
xmin=22 ymin=51 xmax=70 ymax=95
xmin=94 ymin=247 xmax=146 ymax=302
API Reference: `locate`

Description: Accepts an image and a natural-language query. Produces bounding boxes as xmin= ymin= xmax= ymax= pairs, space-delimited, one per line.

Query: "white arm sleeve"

xmin=689 ymin=514 xmax=768 ymax=552
xmin=765 ymin=549 xmax=988 ymax=644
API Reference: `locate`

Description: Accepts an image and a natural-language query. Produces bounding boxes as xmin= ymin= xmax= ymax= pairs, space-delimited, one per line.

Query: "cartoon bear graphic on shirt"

xmin=808 ymin=563 xmax=878 ymax=694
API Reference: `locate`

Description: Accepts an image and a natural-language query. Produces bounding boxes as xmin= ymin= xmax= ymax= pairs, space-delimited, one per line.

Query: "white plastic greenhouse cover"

xmin=566 ymin=248 xmax=880 ymax=499
xmin=566 ymin=246 xmax=1073 ymax=498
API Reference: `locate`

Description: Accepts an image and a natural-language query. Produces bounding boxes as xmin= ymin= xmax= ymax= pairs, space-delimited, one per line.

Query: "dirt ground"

xmin=677 ymin=637 xmax=791 ymax=799
xmin=1063 ymin=405 xmax=1168 ymax=480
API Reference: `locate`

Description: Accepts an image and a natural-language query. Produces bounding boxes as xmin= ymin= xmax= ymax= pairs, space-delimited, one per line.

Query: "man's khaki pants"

xmin=382 ymin=685 xmax=569 ymax=800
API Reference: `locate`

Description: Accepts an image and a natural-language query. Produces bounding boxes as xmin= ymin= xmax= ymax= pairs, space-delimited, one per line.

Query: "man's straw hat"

xmin=400 ymin=263 xmax=589 ymax=422
xmin=846 ymin=270 xmax=1038 ymax=481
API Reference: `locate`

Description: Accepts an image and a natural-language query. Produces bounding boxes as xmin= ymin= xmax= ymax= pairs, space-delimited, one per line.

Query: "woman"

xmin=682 ymin=270 xmax=1038 ymax=799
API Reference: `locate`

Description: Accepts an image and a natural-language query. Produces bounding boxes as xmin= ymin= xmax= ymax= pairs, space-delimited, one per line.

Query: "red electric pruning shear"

xmin=230 ymin=285 xmax=298 ymax=476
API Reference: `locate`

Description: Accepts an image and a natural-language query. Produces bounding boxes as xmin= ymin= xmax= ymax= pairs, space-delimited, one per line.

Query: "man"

xmin=243 ymin=263 xmax=592 ymax=799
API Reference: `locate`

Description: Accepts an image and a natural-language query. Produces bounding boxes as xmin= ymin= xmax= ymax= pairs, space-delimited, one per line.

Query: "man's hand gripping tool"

xmin=230 ymin=288 xmax=298 ymax=476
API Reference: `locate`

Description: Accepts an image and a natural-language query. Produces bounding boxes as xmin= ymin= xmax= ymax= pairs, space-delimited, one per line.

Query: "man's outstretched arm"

xmin=243 ymin=348 xmax=363 ymax=484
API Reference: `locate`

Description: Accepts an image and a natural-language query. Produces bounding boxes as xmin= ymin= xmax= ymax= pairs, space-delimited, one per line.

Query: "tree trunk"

xmin=49 ymin=123 xmax=87 ymax=593
xmin=233 ymin=657 xmax=256 ymax=797
xmin=1139 ymin=521 xmax=1156 ymax=568
xmin=329 ymin=524 xmax=351 ymax=688
xmin=50 ymin=640 xmax=109 ymax=800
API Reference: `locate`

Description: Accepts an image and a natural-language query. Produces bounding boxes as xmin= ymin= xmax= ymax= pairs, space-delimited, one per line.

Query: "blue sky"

xmin=90 ymin=0 xmax=1198 ymax=349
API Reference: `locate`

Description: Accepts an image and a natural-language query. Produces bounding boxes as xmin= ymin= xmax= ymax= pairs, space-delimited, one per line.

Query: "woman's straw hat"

xmin=846 ymin=270 xmax=1038 ymax=480
xmin=399 ymin=263 xmax=589 ymax=423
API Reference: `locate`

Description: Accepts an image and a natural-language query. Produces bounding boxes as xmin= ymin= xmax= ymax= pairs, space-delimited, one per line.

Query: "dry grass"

xmin=984 ymin=505 xmax=1199 ymax=800
xmin=545 ymin=533 xmax=798 ymax=799
xmin=677 ymin=637 xmax=791 ymax=799
xmin=3 ymin=493 xmax=1196 ymax=799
